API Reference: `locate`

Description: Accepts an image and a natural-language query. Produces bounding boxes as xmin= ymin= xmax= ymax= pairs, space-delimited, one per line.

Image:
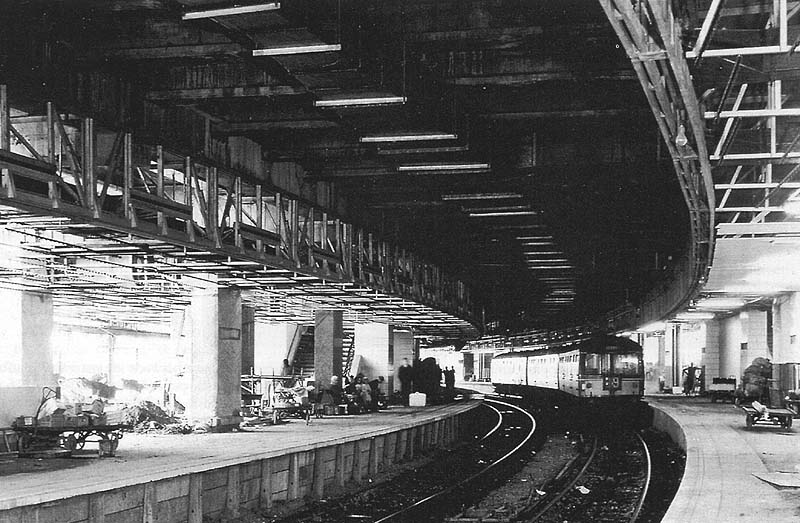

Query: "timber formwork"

xmin=0 ymin=85 xmax=479 ymax=337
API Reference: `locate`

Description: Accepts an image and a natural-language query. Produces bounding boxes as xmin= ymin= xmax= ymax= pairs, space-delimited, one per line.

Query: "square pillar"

xmin=0 ymin=290 xmax=54 ymax=426
xmin=774 ymin=293 xmax=800 ymax=363
xmin=241 ymin=306 xmax=255 ymax=375
xmin=187 ymin=280 xmax=242 ymax=428
xmin=314 ymin=310 xmax=343 ymax=391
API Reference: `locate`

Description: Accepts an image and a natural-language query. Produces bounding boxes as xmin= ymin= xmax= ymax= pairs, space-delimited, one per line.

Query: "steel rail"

xmin=373 ymin=398 xmax=536 ymax=523
xmin=629 ymin=432 xmax=652 ymax=523
xmin=524 ymin=435 xmax=599 ymax=521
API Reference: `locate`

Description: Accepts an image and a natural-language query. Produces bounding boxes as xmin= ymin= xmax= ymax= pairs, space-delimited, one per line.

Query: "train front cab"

xmin=573 ymin=350 xmax=643 ymax=400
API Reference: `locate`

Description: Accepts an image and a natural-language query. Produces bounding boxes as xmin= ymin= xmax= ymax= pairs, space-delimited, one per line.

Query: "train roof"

xmin=493 ymin=335 xmax=642 ymax=359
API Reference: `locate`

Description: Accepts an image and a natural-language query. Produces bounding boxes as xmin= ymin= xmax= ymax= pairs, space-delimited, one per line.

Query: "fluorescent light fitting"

xmin=526 ymin=265 xmax=574 ymax=269
xmin=183 ymin=2 xmax=280 ymax=19
xmin=489 ymin=224 xmax=546 ymax=230
xmin=522 ymin=241 xmax=556 ymax=246
xmin=469 ymin=211 xmax=537 ymax=217
xmin=360 ymin=133 xmax=457 ymax=143
xmin=516 ymin=236 xmax=553 ymax=240
xmin=253 ymin=43 xmax=341 ymax=56
xmin=442 ymin=193 xmax=523 ymax=201
xmin=398 ymin=163 xmax=490 ymax=172
xmin=314 ymin=95 xmax=406 ymax=107
xmin=524 ymin=259 xmax=570 ymax=263
xmin=463 ymin=205 xmax=530 ymax=213
xmin=521 ymin=251 xmax=561 ymax=255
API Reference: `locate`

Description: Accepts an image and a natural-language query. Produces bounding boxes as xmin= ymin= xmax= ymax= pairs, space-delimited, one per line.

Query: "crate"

xmin=38 ymin=415 xmax=66 ymax=428
xmin=409 ymin=392 xmax=427 ymax=407
xmin=14 ymin=416 xmax=35 ymax=427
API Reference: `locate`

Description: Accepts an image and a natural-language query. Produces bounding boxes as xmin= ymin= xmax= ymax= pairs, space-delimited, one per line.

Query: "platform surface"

xmin=0 ymin=400 xmax=480 ymax=510
xmin=650 ymin=396 xmax=800 ymax=523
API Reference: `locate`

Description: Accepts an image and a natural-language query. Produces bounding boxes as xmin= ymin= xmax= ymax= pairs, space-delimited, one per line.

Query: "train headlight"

xmin=585 ymin=382 xmax=592 ymax=389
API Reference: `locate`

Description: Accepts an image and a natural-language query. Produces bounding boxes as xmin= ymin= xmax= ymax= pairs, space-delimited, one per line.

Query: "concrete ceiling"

xmin=0 ymin=0 xmax=701 ymax=334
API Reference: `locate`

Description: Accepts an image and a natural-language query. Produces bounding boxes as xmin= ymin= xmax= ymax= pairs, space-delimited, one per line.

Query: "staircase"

xmin=291 ymin=327 xmax=315 ymax=378
xmin=290 ymin=327 xmax=356 ymax=380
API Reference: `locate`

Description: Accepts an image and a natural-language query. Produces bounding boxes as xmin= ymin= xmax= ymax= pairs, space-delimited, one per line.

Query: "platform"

xmin=649 ymin=396 xmax=800 ymax=523
xmin=0 ymin=400 xmax=480 ymax=522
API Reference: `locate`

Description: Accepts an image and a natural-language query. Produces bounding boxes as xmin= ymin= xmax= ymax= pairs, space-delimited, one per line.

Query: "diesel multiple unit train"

xmin=492 ymin=335 xmax=645 ymax=402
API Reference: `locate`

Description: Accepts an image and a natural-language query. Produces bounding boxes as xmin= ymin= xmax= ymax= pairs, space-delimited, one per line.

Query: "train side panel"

xmin=492 ymin=353 xmax=527 ymax=386
xmin=558 ymin=349 xmax=581 ymax=396
xmin=527 ymin=353 xmax=559 ymax=390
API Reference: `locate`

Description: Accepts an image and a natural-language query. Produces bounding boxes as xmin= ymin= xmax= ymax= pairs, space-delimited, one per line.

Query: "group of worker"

xmin=397 ymin=357 xmax=457 ymax=405
xmin=300 ymin=357 xmax=459 ymax=413
xmin=319 ymin=374 xmax=385 ymax=414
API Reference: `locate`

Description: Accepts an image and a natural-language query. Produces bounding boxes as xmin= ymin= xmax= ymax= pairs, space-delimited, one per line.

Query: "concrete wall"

xmin=0 ymin=290 xmax=54 ymax=427
xmin=0 ymin=406 xmax=477 ymax=522
xmin=0 ymin=387 xmax=42 ymax=427
xmin=253 ymin=323 xmax=299 ymax=375
xmin=354 ymin=323 xmax=393 ymax=396
xmin=773 ymin=293 xmax=800 ymax=363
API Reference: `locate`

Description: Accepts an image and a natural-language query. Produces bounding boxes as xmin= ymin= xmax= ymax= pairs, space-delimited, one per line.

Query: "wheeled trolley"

xmin=740 ymin=404 xmax=794 ymax=429
xmin=13 ymin=423 xmax=127 ymax=456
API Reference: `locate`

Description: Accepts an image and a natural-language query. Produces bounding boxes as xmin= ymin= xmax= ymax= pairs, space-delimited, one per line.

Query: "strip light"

xmin=360 ymin=133 xmax=457 ymax=143
xmin=464 ymin=205 xmax=530 ymax=213
xmin=253 ymin=43 xmax=342 ymax=56
xmin=525 ymin=266 xmax=575 ymax=270
xmin=183 ymin=2 xmax=281 ymax=19
xmin=398 ymin=162 xmax=490 ymax=172
xmin=314 ymin=95 xmax=407 ymax=107
xmin=469 ymin=211 xmax=537 ymax=217
xmin=443 ymin=193 xmax=522 ymax=201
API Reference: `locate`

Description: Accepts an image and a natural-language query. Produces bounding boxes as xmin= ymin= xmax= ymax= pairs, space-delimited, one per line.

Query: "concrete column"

xmin=0 ymin=290 xmax=54 ymax=426
xmin=719 ymin=315 xmax=743 ymax=379
xmin=241 ymin=306 xmax=255 ymax=375
xmin=354 ymin=323 xmax=394 ymax=395
xmin=741 ymin=310 xmax=769 ymax=373
xmin=774 ymin=293 xmax=800 ymax=363
xmin=666 ymin=324 xmax=678 ymax=387
xmin=314 ymin=310 xmax=343 ymax=390
xmin=187 ymin=280 xmax=242 ymax=428
xmin=703 ymin=320 xmax=721 ymax=385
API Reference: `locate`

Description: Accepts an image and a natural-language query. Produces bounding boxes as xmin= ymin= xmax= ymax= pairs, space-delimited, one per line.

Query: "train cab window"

xmin=612 ymin=354 xmax=642 ymax=376
xmin=583 ymin=354 xmax=602 ymax=375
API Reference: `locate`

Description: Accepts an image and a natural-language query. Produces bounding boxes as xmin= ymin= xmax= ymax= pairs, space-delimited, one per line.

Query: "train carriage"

xmin=492 ymin=335 xmax=644 ymax=402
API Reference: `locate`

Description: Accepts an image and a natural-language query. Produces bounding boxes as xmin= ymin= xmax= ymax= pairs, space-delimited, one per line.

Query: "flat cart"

xmin=13 ymin=422 xmax=127 ymax=456
xmin=708 ymin=377 xmax=737 ymax=403
xmin=241 ymin=375 xmax=314 ymax=424
xmin=740 ymin=404 xmax=794 ymax=429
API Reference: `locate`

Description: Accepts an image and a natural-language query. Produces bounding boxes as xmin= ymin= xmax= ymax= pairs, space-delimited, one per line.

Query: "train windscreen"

xmin=611 ymin=353 xmax=642 ymax=376
xmin=582 ymin=353 xmax=642 ymax=377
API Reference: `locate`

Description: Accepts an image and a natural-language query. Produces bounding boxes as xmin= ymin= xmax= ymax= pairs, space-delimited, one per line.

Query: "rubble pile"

xmin=116 ymin=401 xmax=191 ymax=434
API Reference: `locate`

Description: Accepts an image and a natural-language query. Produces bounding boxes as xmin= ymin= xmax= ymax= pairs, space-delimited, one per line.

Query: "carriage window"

xmin=583 ymin=354 xmax=602 ymax=375
xmin=612 ymin=353 xmax=642 ymax=376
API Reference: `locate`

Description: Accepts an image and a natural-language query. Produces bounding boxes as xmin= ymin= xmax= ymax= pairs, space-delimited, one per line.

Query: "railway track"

xmin=274 ymin=398 xmax=537 ymax=523
xmin=524 ymin=429 xmax=651 ymax=523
